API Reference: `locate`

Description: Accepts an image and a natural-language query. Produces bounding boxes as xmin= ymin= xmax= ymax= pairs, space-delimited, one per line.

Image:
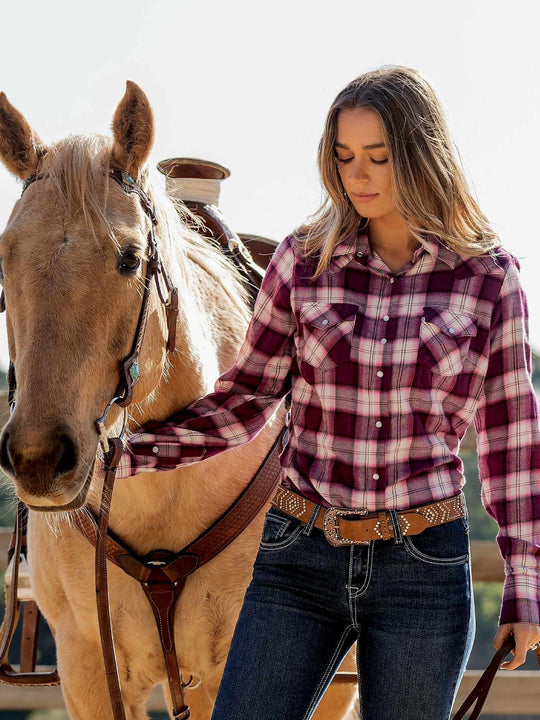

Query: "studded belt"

xmin=270 ymin=483 xmax=466 ymax=547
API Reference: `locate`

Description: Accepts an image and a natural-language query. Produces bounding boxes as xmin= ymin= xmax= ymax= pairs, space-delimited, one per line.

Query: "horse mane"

xmin=38 ymin=134 xmax=251 ymax=321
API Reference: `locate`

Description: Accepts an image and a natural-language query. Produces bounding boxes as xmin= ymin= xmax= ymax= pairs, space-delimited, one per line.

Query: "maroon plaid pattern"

xmin=117 ymin=229 xmax=540 ymax=626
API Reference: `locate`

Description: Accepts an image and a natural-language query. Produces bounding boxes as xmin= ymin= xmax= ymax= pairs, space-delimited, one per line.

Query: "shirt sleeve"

xmin=115 ymin=234 xmax=297 ymax=479
xmin=473 ymin=254 xmax=540 ymax=626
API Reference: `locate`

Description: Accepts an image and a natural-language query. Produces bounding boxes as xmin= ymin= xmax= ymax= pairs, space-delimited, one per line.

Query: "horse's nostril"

xmin=55 ymin=433 xmax=79 ymax=478
xmin=0 ymin=431 xmax=14 ymax=476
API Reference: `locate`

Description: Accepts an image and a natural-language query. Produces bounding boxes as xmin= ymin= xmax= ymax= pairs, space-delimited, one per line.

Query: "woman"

xmin=117 ymin=65 xmax=540 ymax=719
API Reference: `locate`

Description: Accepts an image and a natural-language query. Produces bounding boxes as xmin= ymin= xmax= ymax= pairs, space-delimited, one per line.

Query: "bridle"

xmin=0 ymin=166 xmax=185 ymax=718
xmin=1 ymin=166 xmax=179 ymax=446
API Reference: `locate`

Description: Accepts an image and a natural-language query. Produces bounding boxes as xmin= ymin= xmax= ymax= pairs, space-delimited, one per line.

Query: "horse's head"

xmin=0 ymin=82 xmax=176 ymax=510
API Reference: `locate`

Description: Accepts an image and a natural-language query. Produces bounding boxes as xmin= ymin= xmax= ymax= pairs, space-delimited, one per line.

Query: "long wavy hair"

xmin=295 ymin=65 xmax=503 ymax=278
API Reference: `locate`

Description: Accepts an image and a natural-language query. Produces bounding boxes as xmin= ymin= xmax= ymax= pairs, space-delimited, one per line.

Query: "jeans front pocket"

xmin=402 ymin=517 xmax=469 ymax=566
xmin=297 ymin=302 xmax=357 ymax=374
xmin=259 ymin=506 xmax=305 ymax=551
xmin=417 ymin=307 xmax=477 ymax=376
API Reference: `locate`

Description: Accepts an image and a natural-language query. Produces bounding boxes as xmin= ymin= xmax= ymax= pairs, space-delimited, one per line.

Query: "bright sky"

xmin=0 ymin=0 xmax=539 ymax=369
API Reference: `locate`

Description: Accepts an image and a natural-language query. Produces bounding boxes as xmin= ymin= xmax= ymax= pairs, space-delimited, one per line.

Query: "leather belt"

xmin=270 ymin=484 xmax=466 ymax=547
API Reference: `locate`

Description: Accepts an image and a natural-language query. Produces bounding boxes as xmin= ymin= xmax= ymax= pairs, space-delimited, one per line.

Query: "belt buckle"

xmin=323 ymin=507 xmax=370 ymax=547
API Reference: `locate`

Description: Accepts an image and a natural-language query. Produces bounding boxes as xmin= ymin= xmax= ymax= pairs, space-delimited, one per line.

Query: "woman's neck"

xmin=368 ymin=212 xmax=418 ymax=254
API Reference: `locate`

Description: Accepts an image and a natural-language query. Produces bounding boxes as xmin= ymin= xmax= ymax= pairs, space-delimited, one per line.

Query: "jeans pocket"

xmin=402 ymin=517 xmax=469 ymax=566
xmin=259 ymin=507 xmax=305 ymax=551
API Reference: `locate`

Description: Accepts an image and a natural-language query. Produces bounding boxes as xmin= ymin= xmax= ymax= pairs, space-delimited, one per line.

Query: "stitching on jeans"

xmin=350 ymin=542 xmax=374 ymax=599
xmin=347 ymin=547 xmax=359 ymax=630
xmin=447 ymin=557 xmax=474 ymax=714
xmin=402 ymin=535 xmax=468 ymax=565
xmin=259 ymin=523 xmax=305 ymax=551
xmin=301 ymin=624 xmax=356 ymax=720
xmin=356 ymin=638 xmax=363 ymax=716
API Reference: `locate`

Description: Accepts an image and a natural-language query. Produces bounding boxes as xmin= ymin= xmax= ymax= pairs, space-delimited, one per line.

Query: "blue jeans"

xmin=211 ymin=495 xmax=476 ymax=720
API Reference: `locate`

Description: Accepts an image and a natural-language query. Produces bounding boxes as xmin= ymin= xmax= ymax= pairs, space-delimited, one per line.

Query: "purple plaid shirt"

xmin=117 ymin=229 xmax=540 ymax=626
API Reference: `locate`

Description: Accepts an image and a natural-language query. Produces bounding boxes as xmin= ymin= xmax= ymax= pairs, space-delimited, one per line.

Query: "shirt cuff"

xmin=499 ymin=572 xmax=540 ymax=626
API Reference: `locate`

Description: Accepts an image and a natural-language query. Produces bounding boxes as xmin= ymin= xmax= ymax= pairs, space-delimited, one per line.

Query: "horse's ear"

xmin=111 ymin=81 xmax=155 ymax=178
xmin=0 ymin=92 xmax=46 ymax=180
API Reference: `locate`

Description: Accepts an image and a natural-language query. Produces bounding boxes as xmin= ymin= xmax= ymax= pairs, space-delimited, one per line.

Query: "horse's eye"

xmin=118 ymin=251 xmax=141 ymax=274
xmin=0 ymin=260 xmax=4 ymax=282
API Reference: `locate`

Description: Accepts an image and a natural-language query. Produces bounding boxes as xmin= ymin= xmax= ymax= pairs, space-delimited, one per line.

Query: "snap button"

xmin=375 ymin=421 xmax=382 ymax=428
xmin=152 ymin=446 xmax=159 ymax=454
xmin=377 ymin=370 xmax=384 ymax=377
xmin=356 ymin=251 xmax=363 ymax=257
xmin=383 ymin=315 xmax=389 ymax=321
xmin=372 ymin=473 xmax=380 ymax=480
xmin=448 ymin=327 xmax=455 ymax=334
xmin=381 ymin=338 xmax=387 ymax=344
xmin=321 ymin=319 xmax=329 ymax=325
xmin=389 ymin=278 xmax=395 ymax=283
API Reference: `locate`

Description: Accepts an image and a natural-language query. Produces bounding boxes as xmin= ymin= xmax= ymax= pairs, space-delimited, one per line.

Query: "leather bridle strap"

xmin=95 ymin=438 xmax=128 ymax=720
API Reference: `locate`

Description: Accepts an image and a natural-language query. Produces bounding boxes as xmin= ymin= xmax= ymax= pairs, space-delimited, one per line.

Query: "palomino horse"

xmin=0 ymin=83 xmax=358 ymax=719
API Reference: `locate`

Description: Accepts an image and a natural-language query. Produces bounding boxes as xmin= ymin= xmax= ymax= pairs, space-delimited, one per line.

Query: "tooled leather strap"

xmin=73 ymin=423 xmax=288 ymax=570
xmin=74 ymin=422 xmax=288 ymax=719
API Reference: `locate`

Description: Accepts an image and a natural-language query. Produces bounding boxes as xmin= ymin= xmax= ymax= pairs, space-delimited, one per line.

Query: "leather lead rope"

xmin=452 ymin=635 xmax=516 ymax=720
xmin=95 ymin=438 xmax=128 ymax=720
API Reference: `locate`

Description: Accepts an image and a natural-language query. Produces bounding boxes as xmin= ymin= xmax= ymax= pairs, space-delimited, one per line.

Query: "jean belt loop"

xmin=389 ymin=509 xmax=403 ymax=544
xmin=302 ymin=504 xmax=322 ymax=536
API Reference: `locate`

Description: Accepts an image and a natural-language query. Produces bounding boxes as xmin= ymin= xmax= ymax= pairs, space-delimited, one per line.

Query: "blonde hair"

xmin=295 ymin=65 xmax=503 ymax=278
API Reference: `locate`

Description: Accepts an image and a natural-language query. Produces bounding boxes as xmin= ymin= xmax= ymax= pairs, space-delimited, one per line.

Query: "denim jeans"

xmin=211 ymin=494 xmax=476 ymax=720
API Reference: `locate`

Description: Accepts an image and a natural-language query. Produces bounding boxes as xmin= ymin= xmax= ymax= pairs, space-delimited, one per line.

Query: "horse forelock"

xmin=32 ymin=133 xmax=251 ymax=319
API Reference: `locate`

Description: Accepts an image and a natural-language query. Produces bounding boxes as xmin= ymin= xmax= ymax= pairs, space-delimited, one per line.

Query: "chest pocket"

xmin=418 ymin=307 xmax=478 ymax=376
xmin=298 ymin=302 xmax=357 ymax=372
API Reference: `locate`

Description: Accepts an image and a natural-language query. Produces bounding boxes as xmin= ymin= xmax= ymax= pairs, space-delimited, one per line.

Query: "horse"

xmin=0 ymin=82 xmax=358 ymax=719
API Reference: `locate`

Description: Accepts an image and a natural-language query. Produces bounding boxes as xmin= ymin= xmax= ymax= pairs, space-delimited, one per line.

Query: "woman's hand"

xmin=493 ymin=622 xmax=540 ymax=670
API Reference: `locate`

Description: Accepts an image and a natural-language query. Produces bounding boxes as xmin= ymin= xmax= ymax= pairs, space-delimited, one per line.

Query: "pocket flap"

xmin=300 ymin=302 xmax=357 ymax=329
xmin=422 ymin=307 xmax=478 ymax=338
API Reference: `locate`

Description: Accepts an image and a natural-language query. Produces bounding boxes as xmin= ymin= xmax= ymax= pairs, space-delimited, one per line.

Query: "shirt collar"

xmin=331 ymin=226 xmax=458 ymax=270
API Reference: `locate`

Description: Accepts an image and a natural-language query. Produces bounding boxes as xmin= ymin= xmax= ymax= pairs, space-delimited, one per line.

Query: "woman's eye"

xmin=118 ymin=252 xmax=141 ymax=273
xmin=336 ymin=156 xmax=388 ymax=165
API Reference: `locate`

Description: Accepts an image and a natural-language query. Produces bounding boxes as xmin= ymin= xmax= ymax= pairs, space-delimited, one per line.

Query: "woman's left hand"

xmin=493 ymin=622 xmax=540 ymax=670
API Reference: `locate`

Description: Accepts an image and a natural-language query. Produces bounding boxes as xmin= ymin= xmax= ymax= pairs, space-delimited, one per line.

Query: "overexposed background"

xmin=0 ymin=0 xmax=538 ymax=367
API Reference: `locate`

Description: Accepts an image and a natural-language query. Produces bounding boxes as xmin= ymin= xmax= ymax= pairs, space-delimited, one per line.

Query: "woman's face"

xmin=335 ymin=107 xmax=397 ymax=220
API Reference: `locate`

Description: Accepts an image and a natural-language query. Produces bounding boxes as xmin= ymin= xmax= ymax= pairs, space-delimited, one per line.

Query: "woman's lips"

xmin=352 ymin=192 xmax=378 ymax=202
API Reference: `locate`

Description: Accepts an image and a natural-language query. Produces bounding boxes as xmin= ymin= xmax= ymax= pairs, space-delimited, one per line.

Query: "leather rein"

xmin=0 ymin=167 xmax=288 ymax=719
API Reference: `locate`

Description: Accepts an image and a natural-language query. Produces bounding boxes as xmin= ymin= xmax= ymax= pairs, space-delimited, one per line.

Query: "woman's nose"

xmin=348 ymin=159 xmax=370 ymax=182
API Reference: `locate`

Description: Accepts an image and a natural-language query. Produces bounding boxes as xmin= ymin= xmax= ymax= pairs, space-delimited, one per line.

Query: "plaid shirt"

xmin=118 ymin=229 xmax=540 ymax=626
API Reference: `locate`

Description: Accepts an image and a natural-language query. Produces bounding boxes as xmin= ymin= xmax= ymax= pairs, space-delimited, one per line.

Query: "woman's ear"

xmin=0 ymin=92 xmax=47 ymax=180
xmin=111 ymin=81 xmax=155 ymax=179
